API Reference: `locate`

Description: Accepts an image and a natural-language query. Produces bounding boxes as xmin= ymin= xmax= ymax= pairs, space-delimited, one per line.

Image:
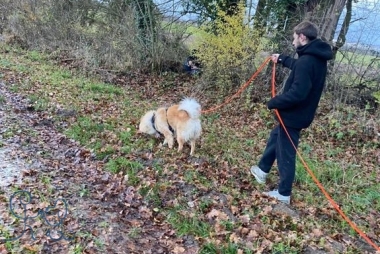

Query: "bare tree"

xmin=333 ymin=0 xmax=352 ymax=60
xmin=252 ymin=0 xmax=269 ymax=37
xmin=305 ymin=0 xmax=347 ymax=42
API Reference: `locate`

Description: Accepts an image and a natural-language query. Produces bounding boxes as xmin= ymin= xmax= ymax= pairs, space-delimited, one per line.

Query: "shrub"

xmin=0 ymin=0 xmax=188 ymax=74
xmin=193 ymin=3 xmax=273 ymax=100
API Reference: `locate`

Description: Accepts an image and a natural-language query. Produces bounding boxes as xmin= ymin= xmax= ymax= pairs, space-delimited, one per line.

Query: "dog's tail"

xmin=178 ymin=98 xmax=201 ymax=119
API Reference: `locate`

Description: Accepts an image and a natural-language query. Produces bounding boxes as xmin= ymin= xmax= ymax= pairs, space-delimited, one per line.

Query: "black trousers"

xmin=258 ymin=125 xmax=301 ymax=196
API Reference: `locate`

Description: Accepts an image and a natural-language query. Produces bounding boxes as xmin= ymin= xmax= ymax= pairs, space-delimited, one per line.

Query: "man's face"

xmin=292 ymin=32 xmax=302 ymax=48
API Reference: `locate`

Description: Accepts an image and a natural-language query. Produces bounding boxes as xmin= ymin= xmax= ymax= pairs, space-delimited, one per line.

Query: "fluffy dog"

xmin=138 ymin=98 xmax=202 ymax=155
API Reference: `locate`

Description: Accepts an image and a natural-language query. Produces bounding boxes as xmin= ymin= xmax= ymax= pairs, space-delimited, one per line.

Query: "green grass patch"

xmin=336 ymin=50 xmax=380 ymax=67
xmin=28 ymin=94 xmax=50 ymax=111
xmin=0 ymin=95 xmax=5 ymax=104
xmin=0 ymin=58 xmax=13 ymax=68
xmin=140 ymin=184 xmax=162 ymax=207
xmin=294 ymin=154 xmax=379 ymax=225
xmin=105 ymin=157 xmax=143 ymax=184
xmin=26 ymin=50 xmax=46 ymax=62
xmin=84 ymin=82 xmax=123 ymax=95
xmin=65 ymin=116 xmax=103 ymax=141
xmin=167 ymin=208 xmax=211 ymax=238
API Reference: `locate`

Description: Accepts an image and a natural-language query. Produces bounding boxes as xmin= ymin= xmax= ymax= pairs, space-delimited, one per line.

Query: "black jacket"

xmin=267 ymin=39 xmax=333 ymax=129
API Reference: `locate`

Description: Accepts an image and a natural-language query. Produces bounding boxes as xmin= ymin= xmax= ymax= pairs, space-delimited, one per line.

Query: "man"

xmin=183 ymin=56 xmax=198 ymax=74
xmin=250 ymin=21 xmax=333 ymax=204
xmin=183 ymin=50 xmax=201 ymax=75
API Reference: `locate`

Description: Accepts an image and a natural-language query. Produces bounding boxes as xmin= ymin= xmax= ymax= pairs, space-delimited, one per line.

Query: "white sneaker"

xmin=263 ymin=190 xmax=290 ymax=204
xmin=250 ymin=165 xmax=267 ymax=184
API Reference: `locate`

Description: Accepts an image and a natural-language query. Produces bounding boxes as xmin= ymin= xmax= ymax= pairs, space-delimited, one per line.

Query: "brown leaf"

xmin=312 ymin=228 xmax=323 ymax=237
xmin=238 ymin=214 xmax=250 ymax=224
xmin=139 ymin=206 xmax=153 ymax=219
xmin=172 ymin=246 xmax=185 ymax=253
xmin=206 ymin=208 xmax=228 ymax=221
xmin=247 ymin=229 xmax=259 ymax=240
xmin=229 ymin=233 xmax=240 ymax=243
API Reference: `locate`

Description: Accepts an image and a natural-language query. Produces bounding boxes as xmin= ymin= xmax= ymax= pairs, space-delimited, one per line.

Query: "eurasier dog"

xmin=138 ymin=98 xmax=202 ymax=155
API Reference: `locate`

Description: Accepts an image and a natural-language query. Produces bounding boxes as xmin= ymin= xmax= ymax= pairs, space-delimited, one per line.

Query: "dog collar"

xmin=151 ymin=113 xmax=163 ymax=136
xmin=150 ymin=110 xmax=174 ymax=135
xmin=165 ymin=109 xmax=175 ymax=133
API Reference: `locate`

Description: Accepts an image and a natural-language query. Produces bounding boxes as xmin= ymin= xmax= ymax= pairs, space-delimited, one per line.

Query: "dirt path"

xmin=0 ymin=82 xmax=198 ymax=253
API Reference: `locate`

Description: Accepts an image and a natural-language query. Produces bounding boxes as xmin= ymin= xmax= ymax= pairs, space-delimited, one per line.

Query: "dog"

xmin=138 ymin=98 xmax=202 ymax=155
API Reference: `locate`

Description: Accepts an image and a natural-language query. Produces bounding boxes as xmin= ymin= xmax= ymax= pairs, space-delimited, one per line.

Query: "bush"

xmin=192 ymin=3 xmax=273 ymax=101
xmin=0 ymin=0 xmax=189 ymax=74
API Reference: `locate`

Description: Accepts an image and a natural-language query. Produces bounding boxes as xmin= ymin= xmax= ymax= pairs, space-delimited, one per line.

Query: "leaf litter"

xmin=0 ymin=52 xmax=379 ymax=253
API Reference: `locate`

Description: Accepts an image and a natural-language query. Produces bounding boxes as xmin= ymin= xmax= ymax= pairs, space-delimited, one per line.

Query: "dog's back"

xmin=167 ymin=98 xmax=201 ymax=143
xmin=178 ymin=98 xmax=201 ymax=119
xmin=167 ymin=100 xmax=200 ymax=131
xmin=139 ymin=98 xmax=202 ymax=155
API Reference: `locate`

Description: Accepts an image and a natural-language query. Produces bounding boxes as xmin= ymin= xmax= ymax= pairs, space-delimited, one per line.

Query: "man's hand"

xmin=271 ymin=54 xmax=280 ymax=63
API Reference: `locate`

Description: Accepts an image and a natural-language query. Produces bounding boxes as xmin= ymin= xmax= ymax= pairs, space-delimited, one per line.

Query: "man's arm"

xmin=271 ymin=54 xmax=296 ymax=69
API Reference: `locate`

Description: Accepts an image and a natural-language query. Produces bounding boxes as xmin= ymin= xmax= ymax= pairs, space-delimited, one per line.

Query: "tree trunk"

xmin=224 ymin=0 xmax=240 ymax=16
xmin=332 ymin=0 xmax=352 ymax=60
xmin=253 ymin=0 xmax=268 ymax=37
xmin=320 ymin=0 xmax=346 ymax=41
xmin=132 ymin=0 xmax=157 ymax=62
xmin=304 ymin=0 xmax=347 ymax=42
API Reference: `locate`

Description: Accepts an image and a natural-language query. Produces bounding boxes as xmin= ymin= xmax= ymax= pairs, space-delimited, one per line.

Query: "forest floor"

xmin=0 ymin=46 xmax=379 ymax=253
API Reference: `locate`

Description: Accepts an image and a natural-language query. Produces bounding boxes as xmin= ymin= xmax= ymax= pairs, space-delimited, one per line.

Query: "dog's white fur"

xmin=138 ymin=98 xmax=202 ymax=155
xmin=138 ymin=110 xmax=159 ymax=137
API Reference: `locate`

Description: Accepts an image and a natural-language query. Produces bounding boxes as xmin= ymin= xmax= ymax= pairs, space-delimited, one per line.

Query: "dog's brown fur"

xmin=138 ymin=98 xmax=202 ymax=155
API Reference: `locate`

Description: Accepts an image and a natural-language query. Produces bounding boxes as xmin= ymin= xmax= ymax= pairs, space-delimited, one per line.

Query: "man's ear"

xmin=300 ymin=33 xmax=307 ymax=42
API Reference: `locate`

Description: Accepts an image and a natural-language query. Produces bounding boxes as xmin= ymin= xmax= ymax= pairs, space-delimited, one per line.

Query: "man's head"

xmin=292 ymin=21 xmax=319 ymax=48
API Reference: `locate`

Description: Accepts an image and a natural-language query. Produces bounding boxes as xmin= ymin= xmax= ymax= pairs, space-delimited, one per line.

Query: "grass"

xmin=28 ymin=94 xmax=50 ymax=111
xmin=105 ymin=157 xmax=143 ymax=184
xmin=65 ymin=116 xmax=110 ymax=148
xmin=85 ymin=82 xmax=123 ymax=95
xmin=127 ymin=227 xmax=142 ymax=238
xmin=200 ymin=242 xmax=256 ymax=254
xmin=0 ymin=95 xmax=5 ymax=104
xmin=167 ymin=208 xmax=211 ymax=238
xmin=79 ymin=185 xmax=90 ymax=198
xmin=0 ymin=44 xmax=379 ymax=253
xmin=26 ymin=50 xmax=46 ymax=62
xmin=0 ymin=225 xmax=19 ymax=250
xmin=336 ymin=50 xmax=380 ymax=67
xmin=141 ymin=184 xmax=162 ymax=207
xmin=70 ymin=244 xmax=85 ymax=254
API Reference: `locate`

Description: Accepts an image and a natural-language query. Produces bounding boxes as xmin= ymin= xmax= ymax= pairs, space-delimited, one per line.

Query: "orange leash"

xmin=201 ymin=57 xmax=271 ymax=114
xmin=270 ymin=62 xmax=380 ymax=252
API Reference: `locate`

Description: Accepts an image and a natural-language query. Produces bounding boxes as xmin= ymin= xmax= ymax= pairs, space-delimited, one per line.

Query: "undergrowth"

xmin=0 ymin=44 xmax=379 ymax=253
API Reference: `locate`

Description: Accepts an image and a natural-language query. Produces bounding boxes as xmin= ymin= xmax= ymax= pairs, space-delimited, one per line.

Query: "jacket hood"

xmin=296 ymin=38 xmax=333 ymax=60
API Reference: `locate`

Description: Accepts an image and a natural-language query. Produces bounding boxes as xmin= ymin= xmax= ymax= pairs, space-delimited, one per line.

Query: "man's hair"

xmin=293 ymin=21 xmax=319 ymax=41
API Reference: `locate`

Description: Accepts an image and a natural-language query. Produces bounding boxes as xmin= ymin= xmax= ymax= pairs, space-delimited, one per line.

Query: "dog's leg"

xmin=190 ymin=139 xmax=196 ymax=156
xmin=163 ymin=131 xmax=174 ymax=149
xmin=177 ymin=136 xmax=185 ymax=153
